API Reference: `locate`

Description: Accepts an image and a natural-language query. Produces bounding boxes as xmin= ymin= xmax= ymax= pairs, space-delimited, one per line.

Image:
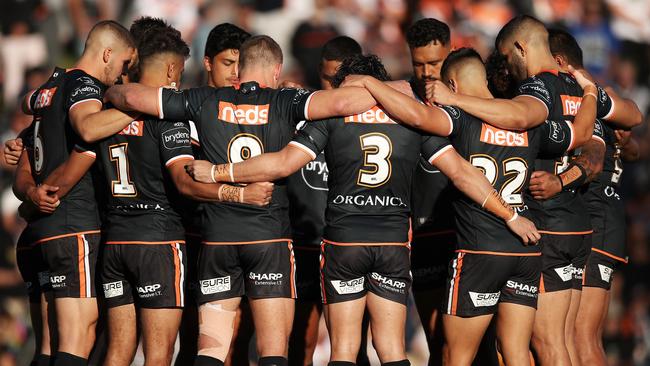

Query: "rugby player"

xmin=104 ymin=35 xmax=385 ymax=366
xmin=346 ymin=47 xmax=597 ymax=366
xmin=530 ymin=29 xmax=640 ymax=366
xmin=13 ymin=21 xmax=136 ymax=366
xmin=187 ymin=54 xmax=539 ymax=366
xmin=403 ymin=19 xmax=454 ymax=366
xmin=424 ymin=15 xmax=642 ymax=366
xmin=288 ymin=35 xmax=364 ymax=366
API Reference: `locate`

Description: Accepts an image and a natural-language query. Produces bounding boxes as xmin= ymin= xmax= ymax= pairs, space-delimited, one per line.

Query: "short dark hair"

xmin=238 ymin=35 xmax=283 ymax=72
xmin=87 ymin=20 xmax=135 ymax=49
xmin=321 ymin=36 xmax=362 ymax=62
xmin=130 ymin=17 xmax=180 ymax=45
xmin=548 ymin=28 xmax=584 ymax=68
xmin=204 ymin=23 xmax=251 ymax=59
xmin=138 ymin=25 xmax=190 ymax=64
xmin=485 ymin=50 xmax=517 ymax=98
xmin=495 ymin=15 xmax=545 ymax=49
xmin=331 ymin=54 xmax=390 ymax=88
xmin=440 ymin=47 xmax=483 ymax=81
xmin=406 ymin=18 xmax=450 ymax=48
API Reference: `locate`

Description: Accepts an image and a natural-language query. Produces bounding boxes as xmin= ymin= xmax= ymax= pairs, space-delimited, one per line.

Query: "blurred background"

xmin=0 ymin=0 xmax=649 ymax=365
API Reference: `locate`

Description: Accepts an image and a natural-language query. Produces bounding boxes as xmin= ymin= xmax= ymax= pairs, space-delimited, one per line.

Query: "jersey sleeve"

xmin=158 ymin=121 xmax=195 ymax=167
xmin=537 ymin=120 xmax=574 ymax=157
xmin=596 ymin=85 xmax=614 ymax=120
xmin=289 ymin=119 xmax=330 ymax=159
xmin=277 ymin=88 xmax=315 ymax=124
xmin=591 ymin=119 xmax=606 ymax=146
xmin=159 ymin=86 xmax=214 ymax=123
xmin=73 ymin=140 xmax=97 ymax=159
xmin=437 ymin=105 xmax=465 ymax=137
xmin=67 ymin=75 xmax=105 ymax=112
xmin=18 ymin=124 xmax=35 ymax=149
xmin=517 ymin=75 xmax=552 ymax=117
xmin=420 ymin=135 xmax=454 ymax=166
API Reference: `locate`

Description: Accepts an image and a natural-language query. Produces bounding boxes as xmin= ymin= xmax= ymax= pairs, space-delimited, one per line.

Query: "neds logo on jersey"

xmin=561 ymin=95 xmax=582 ymax=116
xmin=219 ymin=102 xmax=269 ymax=125
xmin=345 ymin=106 xmax=397 ymax=124
xmin=119 ymin=120 xmax=144 ymax=136
xmin=34 ymin=87 xmax=57 ymax=109
xmin=480 ymin=124 xmax=528 ymax=147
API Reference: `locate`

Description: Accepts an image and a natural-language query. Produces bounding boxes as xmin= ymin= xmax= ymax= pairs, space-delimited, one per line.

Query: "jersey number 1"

xmin=110 ymin=143 xmax=137 ymax=196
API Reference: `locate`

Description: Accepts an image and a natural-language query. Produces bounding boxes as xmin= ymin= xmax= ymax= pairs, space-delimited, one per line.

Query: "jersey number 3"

xmin=358 ymin=133 xmax=392 ymax=188
xmin=110 ymin=143 xmax=137 ymax=196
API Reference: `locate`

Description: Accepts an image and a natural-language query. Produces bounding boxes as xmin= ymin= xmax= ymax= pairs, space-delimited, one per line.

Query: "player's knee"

xmin=197 ymin=303 xmax=237 ymax=362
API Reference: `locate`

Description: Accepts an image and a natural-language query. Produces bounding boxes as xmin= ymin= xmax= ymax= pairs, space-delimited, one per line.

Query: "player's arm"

xmin=601 ymin=86 xmax=643 ymax=129
xmin=4 ymin=139 xmax=24 ymax=166
xmin=616 ymin=130 xmax=640 ymax=161
xmin=431 ymin=147 xmax=540 ymax=244
xmin=187 ymin=145 xmax=314 ymax=184
xmin=568 ymin=69 xmax=599 ymax=148
xmin=68 ymin=101 xmax=138 ymax=143
xmin=428 ymin=80 xmax=548 ymax=131
xmin=21 ymin=89 xmax=36 ymax=115
xmin=167 ymin=161 xmax=273 ymax=206
xmin=41 ymin=148 xmax=96 ymax=199
xmin=12 ymin=150 xmax=60 ymax=214
xmin=104 ymin=83 xmax=161 ymax=117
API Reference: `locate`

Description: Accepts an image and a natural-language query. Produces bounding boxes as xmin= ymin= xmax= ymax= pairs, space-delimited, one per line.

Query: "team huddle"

xmin=4 ymin=13 xmax=643 ymax=366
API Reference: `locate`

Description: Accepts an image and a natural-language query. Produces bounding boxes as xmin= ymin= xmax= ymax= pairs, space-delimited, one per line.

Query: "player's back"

xmin=292 ymin=106 xmax=425 ymax=244
xmin=95 ymin=117 xmax=193 ymax=243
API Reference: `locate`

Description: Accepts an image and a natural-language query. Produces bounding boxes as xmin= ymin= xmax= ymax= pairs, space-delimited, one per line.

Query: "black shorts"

xmin=294 ymin=246 xmax=321 ymax=303
xmin=539 ymin=233 xmax=591 ymax=293
xmin=588 ymin=185 xmax=627 ymax=262
xmin=41 ymin=232 xmax=100 ymax=299
xmin=444 ymin=252 xmax=541 ymax=317
xmin=185 ymin=233 xmax=202 ymax=305
xmin=101 ymin=242 xmax=186 ymax=309
xmin=197 ymin=240 xmax=296 ymax=304
xmin=320 ymin=242 xmax=411 ymax=305
xmin=410 ymin=231 xmax=456 ymax=291
xmin=16 ymin=244 xmax=50 ymax=303
xmin=583 ymin=249 xmax=624 ymax=290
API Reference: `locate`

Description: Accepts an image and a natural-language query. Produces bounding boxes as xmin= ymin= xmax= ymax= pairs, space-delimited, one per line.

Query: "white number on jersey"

xmin=357 ymin=133 xmax=392 ymax=188
xmin=109 ymin=143 xmax=137 ymax=196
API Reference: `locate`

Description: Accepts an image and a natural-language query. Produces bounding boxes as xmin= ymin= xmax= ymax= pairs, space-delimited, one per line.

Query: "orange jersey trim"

xmin=288 ymin=242 xmax=296 ymax=298
xmin=539 ymin=274 xmax=546 ymax=294
xmin=171 ymin=244 xmax=182 ymax=307
xmin=320 ymin=242 xmax=328 ymax=304
xmin=35 ymin=230 xmax=101 ymax=245
xmin=455 ymin=249 xmax=542 ymax=257
xmin=202 ymin=238 xmax=292 ymax=245
xmin=538 ymin=230 xmax=593 ymax=236
xmin=322 ymin=239 xmax=409 ymax=247
xmin=77 ymin=235 xmax=86 ymax=298
xmin=451 ymin=253 xmax=465 ymax=315
xmin=106 ymin=240 xmax=186 ymax=245
xmin=591 ymin=248 xmax=628 ymax=264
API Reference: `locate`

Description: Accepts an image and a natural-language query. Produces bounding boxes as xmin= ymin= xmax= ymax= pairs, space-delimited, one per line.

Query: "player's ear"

xmin=273 ymin=63 xmax=282 ymax=82
xmin=553 ymin=54 xmax=565 ymax=68
xmin=103 ymin=48 xmax=112 ymax=64
xmin=203 ymin=56 xmax=212 ymax=72
xmin=514 ymin=41 xmax=525 ymax=58
xmin=167 ymin=63 xmax=175 ymax=84
xmin=448 ymin=79 xmax=457 ymax=93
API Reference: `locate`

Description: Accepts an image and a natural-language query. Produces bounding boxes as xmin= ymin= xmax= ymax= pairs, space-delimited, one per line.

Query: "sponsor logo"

xmin=301 ymin=157 xmax=328 ymax=191
xmin=371 ymin=272 xmax=407 ymax=293
xmin=554 ymin=264 xmax=574 ymax=282
xmin=71 ymin=85 xmax=101 ymax=98
xmin=345 ymin=106 xmax=397 ymax=124
xmin=34 ymin=87 xmax=58 ymax=109
xmin=332 ymin=194 xmax=407 ymax=207
xmin=598 ymin=264 xmax=613 ymax=283
xmin=411 ymin=265 xmax=447 ymax=281
xmin=593 ymin=120 xmax=604 ymax=138
xmin=50 ymin=275 xmax=66 ymax=288
xmin=518 ymin=78 xmax=551 ymax=104
xmin=290 ymin=88 xmax=311 ymax=105
xmin=506 ymin=280 xmax=538 ymax=298
xmin=137 ymin=284 xmax=162 ymax=298
xmin=443 ymin=105 xmax=461 ymax=119
xmin=469 ymin=291 xmax=500 ymax=307
xmin=574 ymin=266 xmax=584 ymax=280
xmin=162 ymin=127 xmax=191 ymax=149
xmin=200 ymin=276 xmax=231 ymax=294
xmin=480 ymin=124 xmax=529 ymax=147
xmin=38 ymin=271 xmax=50 ymax=286
xmin=103 ymin=281 xmax=124 ymax=298
xmin=331 ymin=277 xmax=365 ymax=295
xmin=218 ymin=102 xmax=270 ymax=125
xmin=249 ymin=272 xmax=283 ymax=286
xmin=598 ymin=86 xmax=609 ymax=104
xmin=561 ymin=95 xmax=582 ymax=116
xmin=119 ymin=120 xmax=144 ymax=136
xmin=547 ymin=120 xmax=566 ymax=143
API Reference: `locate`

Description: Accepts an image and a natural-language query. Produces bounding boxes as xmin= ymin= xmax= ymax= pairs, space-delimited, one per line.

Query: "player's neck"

xmin=75 ymin=53 xmax=104 ymax=82
xmin=462 ymin=85 xmax=493 ymax=99
xmin=239 ymin=70 xmax=276 ymax=89
xmin=527 ymin=51 xmax=559 ymax=77
xmin=138 ymin=69 xmax=167 ymax=88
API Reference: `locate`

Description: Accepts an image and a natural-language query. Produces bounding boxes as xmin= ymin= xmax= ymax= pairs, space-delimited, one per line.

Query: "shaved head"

xmin=440 ymin=48 xmax=486 ymax=94
xmin=495 ymin=15 xmax=553 ymax=82
xmin=80 ymin=20 xmax=136 ymax=85
xmin=84 ymin=20 xmax=135 ymax=54
xmin=496 ymin=15 xmax=548 ymax=51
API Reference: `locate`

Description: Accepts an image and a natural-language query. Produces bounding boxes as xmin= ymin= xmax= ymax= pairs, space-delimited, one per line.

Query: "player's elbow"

xmin=74 ymin=124 xmax=99 ymax=144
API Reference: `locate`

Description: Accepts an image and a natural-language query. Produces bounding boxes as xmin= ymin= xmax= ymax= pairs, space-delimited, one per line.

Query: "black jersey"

xmin=287 ymin=123 xmax=328 ymax=248
xmin=159 ymin=81 xmax=313 ymax=243
xmin=291 ymin=106 xmax=440 ymax=244
xmin=94 ymin=117 xmax=194 ymax=243
xmin=517 ymin=71 xmax=613 ymax=233
xmin=22 ymin=68 xmax=102 ymax=244
xmin=590 ymin=119 xmax=623 ymax=189
xmin=407 ymin=78 xmax=456 ymax=238
xmin=426 ymin=106 xmax=574 ymax=254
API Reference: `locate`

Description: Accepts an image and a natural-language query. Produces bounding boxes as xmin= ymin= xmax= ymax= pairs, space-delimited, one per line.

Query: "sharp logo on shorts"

xmin=345 ymin=106 xmax=397 ymax=124
xmin=554 ymin=264 xmax=574 ymax=282
xmin=249 ymin=272 xmax=283 ymax=286
xmin=50 ymin=275 xmax=66 ymax=288
xmin=119 ymin=120 xmax=144 ymax=136
xmin=506 ymin=280 xmax=538 ymax=298
xmin=480 ymin=124 xmax=529 ymax=147
xmin=200 ymin=276 xmax=231 ymax=294
xmin=34 ymin=87 xmax=57 ymax=109
xmin=561 ymin=95 xmax=582 ymax=116
xmin=573 ymin=266 xmax=584 ymax=280
xmin=598 ymin=264 xmax=613 ymax=283
xmin=137 ymin=284 xmax=162 ymax=298
xmin=103 ymin=281 xmax=124 ymax=298
xmin=371 ymin=272 xmax=407 ymax=293
xmin=218 ymin=102 xmax=269 ymax=125
xmin=332 ymin=194 xmax=407 ymax=207
xmin=469 ymin=291 xmax=500 ymax=307
xmin=331 ymin=277 xmax=365 ymax=295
